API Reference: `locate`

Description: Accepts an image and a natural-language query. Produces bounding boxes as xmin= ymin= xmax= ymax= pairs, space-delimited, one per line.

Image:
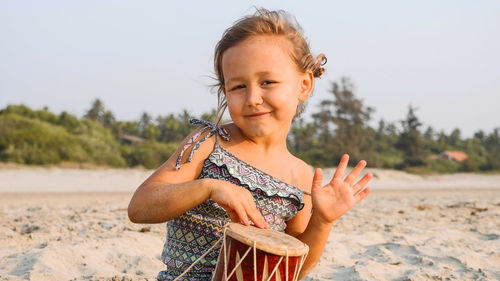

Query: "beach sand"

xmin=0 ymin=168 xmax=499 ymax=280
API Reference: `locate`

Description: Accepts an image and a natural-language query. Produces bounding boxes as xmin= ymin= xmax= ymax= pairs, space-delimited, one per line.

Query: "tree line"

xmin=288 ymin=77 xmax=499 ymax=173
xmin=0 ymin=77 xmax=498 ymax=172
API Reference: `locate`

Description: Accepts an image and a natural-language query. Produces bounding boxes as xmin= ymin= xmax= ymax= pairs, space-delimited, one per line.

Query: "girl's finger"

xmin=246 ymin=205 xmax=268 ymax=229
xmin=331 ymin=154 xmax=349 ymax=183
xmin=355 ymin=186 xmax=371 ymax=203
xmin=233 ymin=205 xmax=249 ymax=226
xmin=227 ymin=210 xmax=240 ymax=223
xmin=344 ymin=160 xmax=367 ymax=185
xmin=312 ymin=168 xmax=323 ymax=189
xmin=352 ymin=173 xmax=373 ymax=194
xmin=242 ymin=190 xmax=268 ymax=228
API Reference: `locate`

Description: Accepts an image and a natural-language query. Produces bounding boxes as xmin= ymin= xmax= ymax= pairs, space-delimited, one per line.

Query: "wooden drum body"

xmin=212 ymin=223 xmax=309 ymax=281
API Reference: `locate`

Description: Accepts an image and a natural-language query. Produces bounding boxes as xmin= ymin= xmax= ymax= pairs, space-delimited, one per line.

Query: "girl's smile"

xmin=244 ymin=111 xmax=271 ymax=118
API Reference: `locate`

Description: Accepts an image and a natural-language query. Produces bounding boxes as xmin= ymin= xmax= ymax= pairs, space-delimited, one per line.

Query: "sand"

xmin=0 ymin=167 xmax=499 ymax=281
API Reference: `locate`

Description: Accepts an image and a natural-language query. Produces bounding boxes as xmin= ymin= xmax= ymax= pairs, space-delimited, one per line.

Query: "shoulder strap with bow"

xmin=175 ymin=118 xmax=231 ymax=170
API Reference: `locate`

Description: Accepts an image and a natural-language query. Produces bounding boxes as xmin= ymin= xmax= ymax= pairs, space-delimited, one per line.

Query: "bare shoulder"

xmin=142 ymin=126 xmax=216 ymax=185
xmin=285 ymin=154 xmax=314 ymax=236
xmin=288 ymin=154 xmax=314 ymax=192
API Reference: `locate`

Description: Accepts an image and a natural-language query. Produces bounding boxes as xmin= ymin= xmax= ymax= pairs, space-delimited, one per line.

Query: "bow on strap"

xmin=175 ymin=118 xmax=231 ymax=170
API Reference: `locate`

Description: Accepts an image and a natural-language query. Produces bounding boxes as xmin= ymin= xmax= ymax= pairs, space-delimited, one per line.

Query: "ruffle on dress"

xmin=208 ymin=144 xmax=304 ymax=210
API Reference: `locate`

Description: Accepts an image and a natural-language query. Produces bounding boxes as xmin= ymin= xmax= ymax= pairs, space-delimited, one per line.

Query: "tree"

xmin=117 ymin=121 xmax=140 ymax=136
xmin=138 ymin=112 xmax=152 ymax=137
xmin=287 ymin=118 xmax=322 ymax=165
xmin=396 ymin=105 xmax=425 ymax=167
xmin=138 ymin=112 xmax=159 ymax=140
xmin=201 ymin=109 xmax=217 ymax=124
xmin=177 ymin=110 xmax=195 ymax=139
xmin=156 ymin=114 xmax=181 ymax=143
xmin=155 ymin=110 xmax=197 ymax=143
xmin=84 ymin=99 xmax=105 ymax=123
xmin=483 ymin=128 xmax=500 ymax=170
xmin=474 ymin=130 xmax=485 ymax=141
xmin=101 ymin=110 xmax=116 ymax=129
xmin=423 ymin=126 xmax=435 ymax=141
xmin=312 ymin=77 xmax=376 ymax=164
xmin=447 ymin=128 xmax=461 ymax=146
xmin=312 ymin=99 xmax=334 ymax=145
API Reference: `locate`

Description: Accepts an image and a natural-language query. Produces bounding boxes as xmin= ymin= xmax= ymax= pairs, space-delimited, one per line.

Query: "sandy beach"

xmin=0 ymin=167 xmax=499 ymax=280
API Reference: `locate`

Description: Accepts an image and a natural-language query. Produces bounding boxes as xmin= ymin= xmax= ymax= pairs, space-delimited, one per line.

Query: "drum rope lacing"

xmin=172 ymin=223 xmax=308 ymax=281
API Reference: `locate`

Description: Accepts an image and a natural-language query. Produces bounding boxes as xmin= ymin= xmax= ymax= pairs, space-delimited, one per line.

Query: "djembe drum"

xmin=212 ymin=223 xmax=309 ymax=281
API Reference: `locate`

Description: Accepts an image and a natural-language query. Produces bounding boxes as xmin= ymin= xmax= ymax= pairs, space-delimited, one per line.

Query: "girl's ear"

xmin=298 ymin=71 xmax=314 ymax=102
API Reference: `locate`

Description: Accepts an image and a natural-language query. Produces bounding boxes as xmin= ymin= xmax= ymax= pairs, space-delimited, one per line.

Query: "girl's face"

xmin=222 ymin=35 xmax=313 ymax=139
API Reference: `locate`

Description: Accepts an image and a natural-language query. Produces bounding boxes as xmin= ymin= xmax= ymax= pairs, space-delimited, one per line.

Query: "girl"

xmin=128 ymin=8 xmax=372 ymax=281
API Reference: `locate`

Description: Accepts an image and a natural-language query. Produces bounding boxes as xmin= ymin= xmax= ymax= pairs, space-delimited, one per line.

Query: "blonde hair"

xmin=213 ymin=8 xmax=327 ymax=124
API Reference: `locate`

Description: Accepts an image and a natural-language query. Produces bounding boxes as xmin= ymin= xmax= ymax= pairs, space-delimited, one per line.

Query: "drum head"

xmin=224 ymin=223 xmax=309 ymax=257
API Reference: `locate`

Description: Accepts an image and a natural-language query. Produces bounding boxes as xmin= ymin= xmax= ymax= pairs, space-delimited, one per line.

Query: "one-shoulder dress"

xmin=157 ymin=119 xmax=306 ymax=281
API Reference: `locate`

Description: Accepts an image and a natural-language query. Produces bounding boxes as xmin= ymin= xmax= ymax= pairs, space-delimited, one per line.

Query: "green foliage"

xmin=458 ymin=138 xmax=487 ymax=172
xmin=0 ymin=104 xmax=59 ymax=125
xmin=0 ymin=114 xmax=125 ymax=166
xmin=396 ymin=105 xmax=426 ymax=167
xmin=123 ymin=142 xmax=178 ymax=169
xmin=84 ymin=99 xmax=105 ymax=122
xmin=83 ymin=98 xmax=116 ymax=129
xmin=460 ymin=157 xmax=480 ymax=172
xmin=427 ymin=158 xmax=461 ymax=174
xmin=0 ymin=114 xmax=79 ymax=164
xmin=116 ymin=121 xmax=140 ymax=136
xmin=307 ymin=77 xmax=377 ymax=165
xmin=288 ymin=118 xmax=323 ymax=165
xmin=378 ymin=152 xmax=404 ymax=170
xmin=0 ymin=102 xmax=198 ymax=168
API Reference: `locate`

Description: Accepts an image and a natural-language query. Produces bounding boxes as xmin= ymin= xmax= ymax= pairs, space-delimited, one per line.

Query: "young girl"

xmin=128 ymin=8 xmax=372 ymax=281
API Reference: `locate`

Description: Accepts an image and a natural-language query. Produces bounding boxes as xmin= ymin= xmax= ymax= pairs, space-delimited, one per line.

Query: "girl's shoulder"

xmin=144 ymin=119 xmax=222 ymax=184
xmin=287 ymin=153 xmax=314 ymax=193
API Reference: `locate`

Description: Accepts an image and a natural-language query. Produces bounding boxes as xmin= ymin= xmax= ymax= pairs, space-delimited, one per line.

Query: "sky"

xmin=1 ymin=0 xmax=499 ymax=137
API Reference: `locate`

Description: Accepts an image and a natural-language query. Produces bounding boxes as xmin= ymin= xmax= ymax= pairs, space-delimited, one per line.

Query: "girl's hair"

xmin=213 ymin=8 xmax=327 ymax=124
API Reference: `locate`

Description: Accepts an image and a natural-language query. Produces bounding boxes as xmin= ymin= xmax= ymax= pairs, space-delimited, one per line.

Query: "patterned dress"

xmin=157 ymin=119 xmax=305 ymax=281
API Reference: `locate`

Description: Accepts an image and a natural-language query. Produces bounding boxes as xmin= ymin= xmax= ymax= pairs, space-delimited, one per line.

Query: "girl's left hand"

xmin=311 ymin=154 xmax=372 ymax=225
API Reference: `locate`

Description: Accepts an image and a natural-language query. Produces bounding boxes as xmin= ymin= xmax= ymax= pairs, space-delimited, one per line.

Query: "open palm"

xmin=311 ymin=154 xmax=372 ymax=224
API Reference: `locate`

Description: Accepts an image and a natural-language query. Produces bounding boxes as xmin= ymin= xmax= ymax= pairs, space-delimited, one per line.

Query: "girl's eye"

xmin=262 ymin=80 xmax=276 ymax=86
xmin=230 ymin=85 xmax=245 ymax=91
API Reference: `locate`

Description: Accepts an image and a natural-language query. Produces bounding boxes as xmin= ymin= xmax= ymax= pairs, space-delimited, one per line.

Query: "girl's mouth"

xmin=245 ymin=112 xmax=270 ymax=118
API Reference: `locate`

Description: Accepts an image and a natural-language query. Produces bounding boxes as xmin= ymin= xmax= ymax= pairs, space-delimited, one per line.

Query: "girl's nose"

xmin=245 ymin=86 xmax=264 ymax=106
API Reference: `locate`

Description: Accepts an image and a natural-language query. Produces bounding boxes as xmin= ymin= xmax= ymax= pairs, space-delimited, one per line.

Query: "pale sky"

xmin=1 ymin=0 xmax=499 ymax=137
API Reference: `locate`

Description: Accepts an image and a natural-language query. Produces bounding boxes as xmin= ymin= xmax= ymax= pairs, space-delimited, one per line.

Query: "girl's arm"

xmin=128 ymin=128 xmax=214 ymax=223
xmin=129 ymin=178 xmax=214 ymax=223
xmin=286 ymin=154 xmax=372 ymax=279
xmin=128 ymin=128 xmax=267 ymax=228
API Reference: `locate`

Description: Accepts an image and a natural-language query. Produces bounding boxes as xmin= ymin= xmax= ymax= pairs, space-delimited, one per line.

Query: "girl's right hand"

xmin=208 ymin=180 xmax=269 ymax=229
